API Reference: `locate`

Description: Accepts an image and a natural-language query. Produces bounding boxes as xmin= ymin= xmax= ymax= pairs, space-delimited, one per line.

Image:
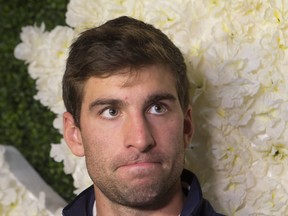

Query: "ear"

xmin=183 ymin=105 xmax=194 ymax=148
xmin=63 ymin=112 xmax=85 ymax=157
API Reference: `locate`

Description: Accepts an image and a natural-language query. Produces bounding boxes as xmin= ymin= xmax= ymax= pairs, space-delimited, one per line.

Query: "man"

xmin=62 ymin=16 xmax=223 ymax=216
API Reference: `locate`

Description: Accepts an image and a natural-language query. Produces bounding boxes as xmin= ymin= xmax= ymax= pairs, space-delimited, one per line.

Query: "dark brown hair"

xmin=63 ymin=16 xmax=189 ymax=127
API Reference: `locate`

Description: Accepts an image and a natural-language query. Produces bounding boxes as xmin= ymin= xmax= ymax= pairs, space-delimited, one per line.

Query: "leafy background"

xmin=0 ymin=0 xmax=74 ymax=202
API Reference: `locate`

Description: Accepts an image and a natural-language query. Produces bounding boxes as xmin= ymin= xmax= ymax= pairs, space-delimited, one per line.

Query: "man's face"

xmin=67 ymin=65 xmax=192 ymax=208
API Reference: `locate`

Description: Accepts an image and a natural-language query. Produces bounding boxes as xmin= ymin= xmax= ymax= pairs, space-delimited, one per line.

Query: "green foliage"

xmin=0 ymin=0 xmax=74 ymax=202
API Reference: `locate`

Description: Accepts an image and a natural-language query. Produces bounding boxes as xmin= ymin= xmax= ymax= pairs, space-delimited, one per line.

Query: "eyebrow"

xmin=89 ymin=99 xmax=126 ymax=111
xmin=144 ymin=93 xmax=176 ymax=107
xmin=88 ymin=92 xmax=177 ymax=111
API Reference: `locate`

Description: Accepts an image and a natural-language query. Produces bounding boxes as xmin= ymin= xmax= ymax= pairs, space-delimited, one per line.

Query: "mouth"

xmin=112 ymin=154 xmax=166 ymax=183
xmin=116 ymin=161 xmax=162 ymax=181
xmin=123 ymin=161 xmax=160 ymax=168
xmin=113 ymin=152 xmax=165 ymax=174
xmin=116 ymin=158 xmax=162 ymax=173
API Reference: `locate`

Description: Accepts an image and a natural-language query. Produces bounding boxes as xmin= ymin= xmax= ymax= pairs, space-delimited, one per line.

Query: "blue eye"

xmin=101 ymin=108 xmax=119 ymax=119
xmin=148 ymin=104 xmax=167 ymax=115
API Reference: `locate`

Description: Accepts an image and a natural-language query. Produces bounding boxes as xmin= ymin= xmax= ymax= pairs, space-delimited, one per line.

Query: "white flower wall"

xmin=14 ymin=0 xmax=288 ymax=215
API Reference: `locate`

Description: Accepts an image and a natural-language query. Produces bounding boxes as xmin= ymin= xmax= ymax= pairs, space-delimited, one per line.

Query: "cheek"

xmin=152 ymin=117 xmax=184 ymax=142
xmin=150 ymin=118 xmax=185 ymax=162
xmin=80 ymin=115 xmax=125 ymax=160
xmin=81 ymin=129 xmax=113 ymax=172
xmin=83 ymin=137 xmax=118 ymax=185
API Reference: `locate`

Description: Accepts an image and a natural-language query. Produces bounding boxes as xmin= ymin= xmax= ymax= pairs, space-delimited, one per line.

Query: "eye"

xmin=100 ymin=107 xmax=120 ymax=119
xmin=148 ymin=104 xmax=167 ymax=115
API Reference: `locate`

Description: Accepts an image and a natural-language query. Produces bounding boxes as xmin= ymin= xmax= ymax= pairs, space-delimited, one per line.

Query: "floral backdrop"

xmin=13 ymin=0 xmax=288 ymax=215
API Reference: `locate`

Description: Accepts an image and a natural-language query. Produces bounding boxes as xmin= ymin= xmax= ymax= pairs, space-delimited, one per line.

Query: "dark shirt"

xmin=62 ymin=169 xmax=224 ymax=216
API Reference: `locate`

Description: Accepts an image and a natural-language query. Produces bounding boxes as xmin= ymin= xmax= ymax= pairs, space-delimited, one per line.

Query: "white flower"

xmin=206 ymin=175 xmax=248 ymax=215
xmin=244 ymin=178 xmax=288 ymax=214
xmin=14 ymin=23 xmax=47 ymax=66
xmin=72 ymin=160 xmax=91 ymax=195
xmin=66 ymin=0 xmax=109 ymax=28
xmin=50 ymin=140 xmax=92 ymax=194
xmin=66 ymin=0 xmax=143 ymax=32
xmin=53 ymin=114 xmax=64 ymax=134
xmin=141 ymin=0 xmax=191 ymax=30
xmin=15 ymin=25 xmax=75 ymax=113
xmin=50 ymin=139 xmax=80 ymax=174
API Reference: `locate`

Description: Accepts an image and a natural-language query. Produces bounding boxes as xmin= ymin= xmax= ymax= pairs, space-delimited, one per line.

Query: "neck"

xmin=95 ymin=180 xmax=185 ymax=216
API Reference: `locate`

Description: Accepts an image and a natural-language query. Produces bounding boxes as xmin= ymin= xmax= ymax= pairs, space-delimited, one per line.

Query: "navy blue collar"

xmin=63 ymin=185 xmax=95 ymax=216
xmin=180 ymin=170 xmax=223 ymax=215
xmin=63 ymin=169 xmax=223 ymax=216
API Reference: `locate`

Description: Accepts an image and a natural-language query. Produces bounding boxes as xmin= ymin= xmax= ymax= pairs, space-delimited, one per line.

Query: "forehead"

xmin=83 ymin=65 xmax=177 ymax=97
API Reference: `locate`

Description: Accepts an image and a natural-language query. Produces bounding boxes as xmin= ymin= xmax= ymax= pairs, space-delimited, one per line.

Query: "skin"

xmin=63 ymin=65 xmax=193 ymax=216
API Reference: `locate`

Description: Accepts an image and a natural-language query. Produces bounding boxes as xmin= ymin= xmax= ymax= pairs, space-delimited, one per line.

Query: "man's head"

xmin=63 ymin=16 xmax=190 ymax=128
xmin=62 ymin=16 xmax=194 ymax=213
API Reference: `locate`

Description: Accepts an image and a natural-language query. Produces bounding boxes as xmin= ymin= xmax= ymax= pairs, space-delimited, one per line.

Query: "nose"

xmin=123 ymin=114 xmax=155 ymax=152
